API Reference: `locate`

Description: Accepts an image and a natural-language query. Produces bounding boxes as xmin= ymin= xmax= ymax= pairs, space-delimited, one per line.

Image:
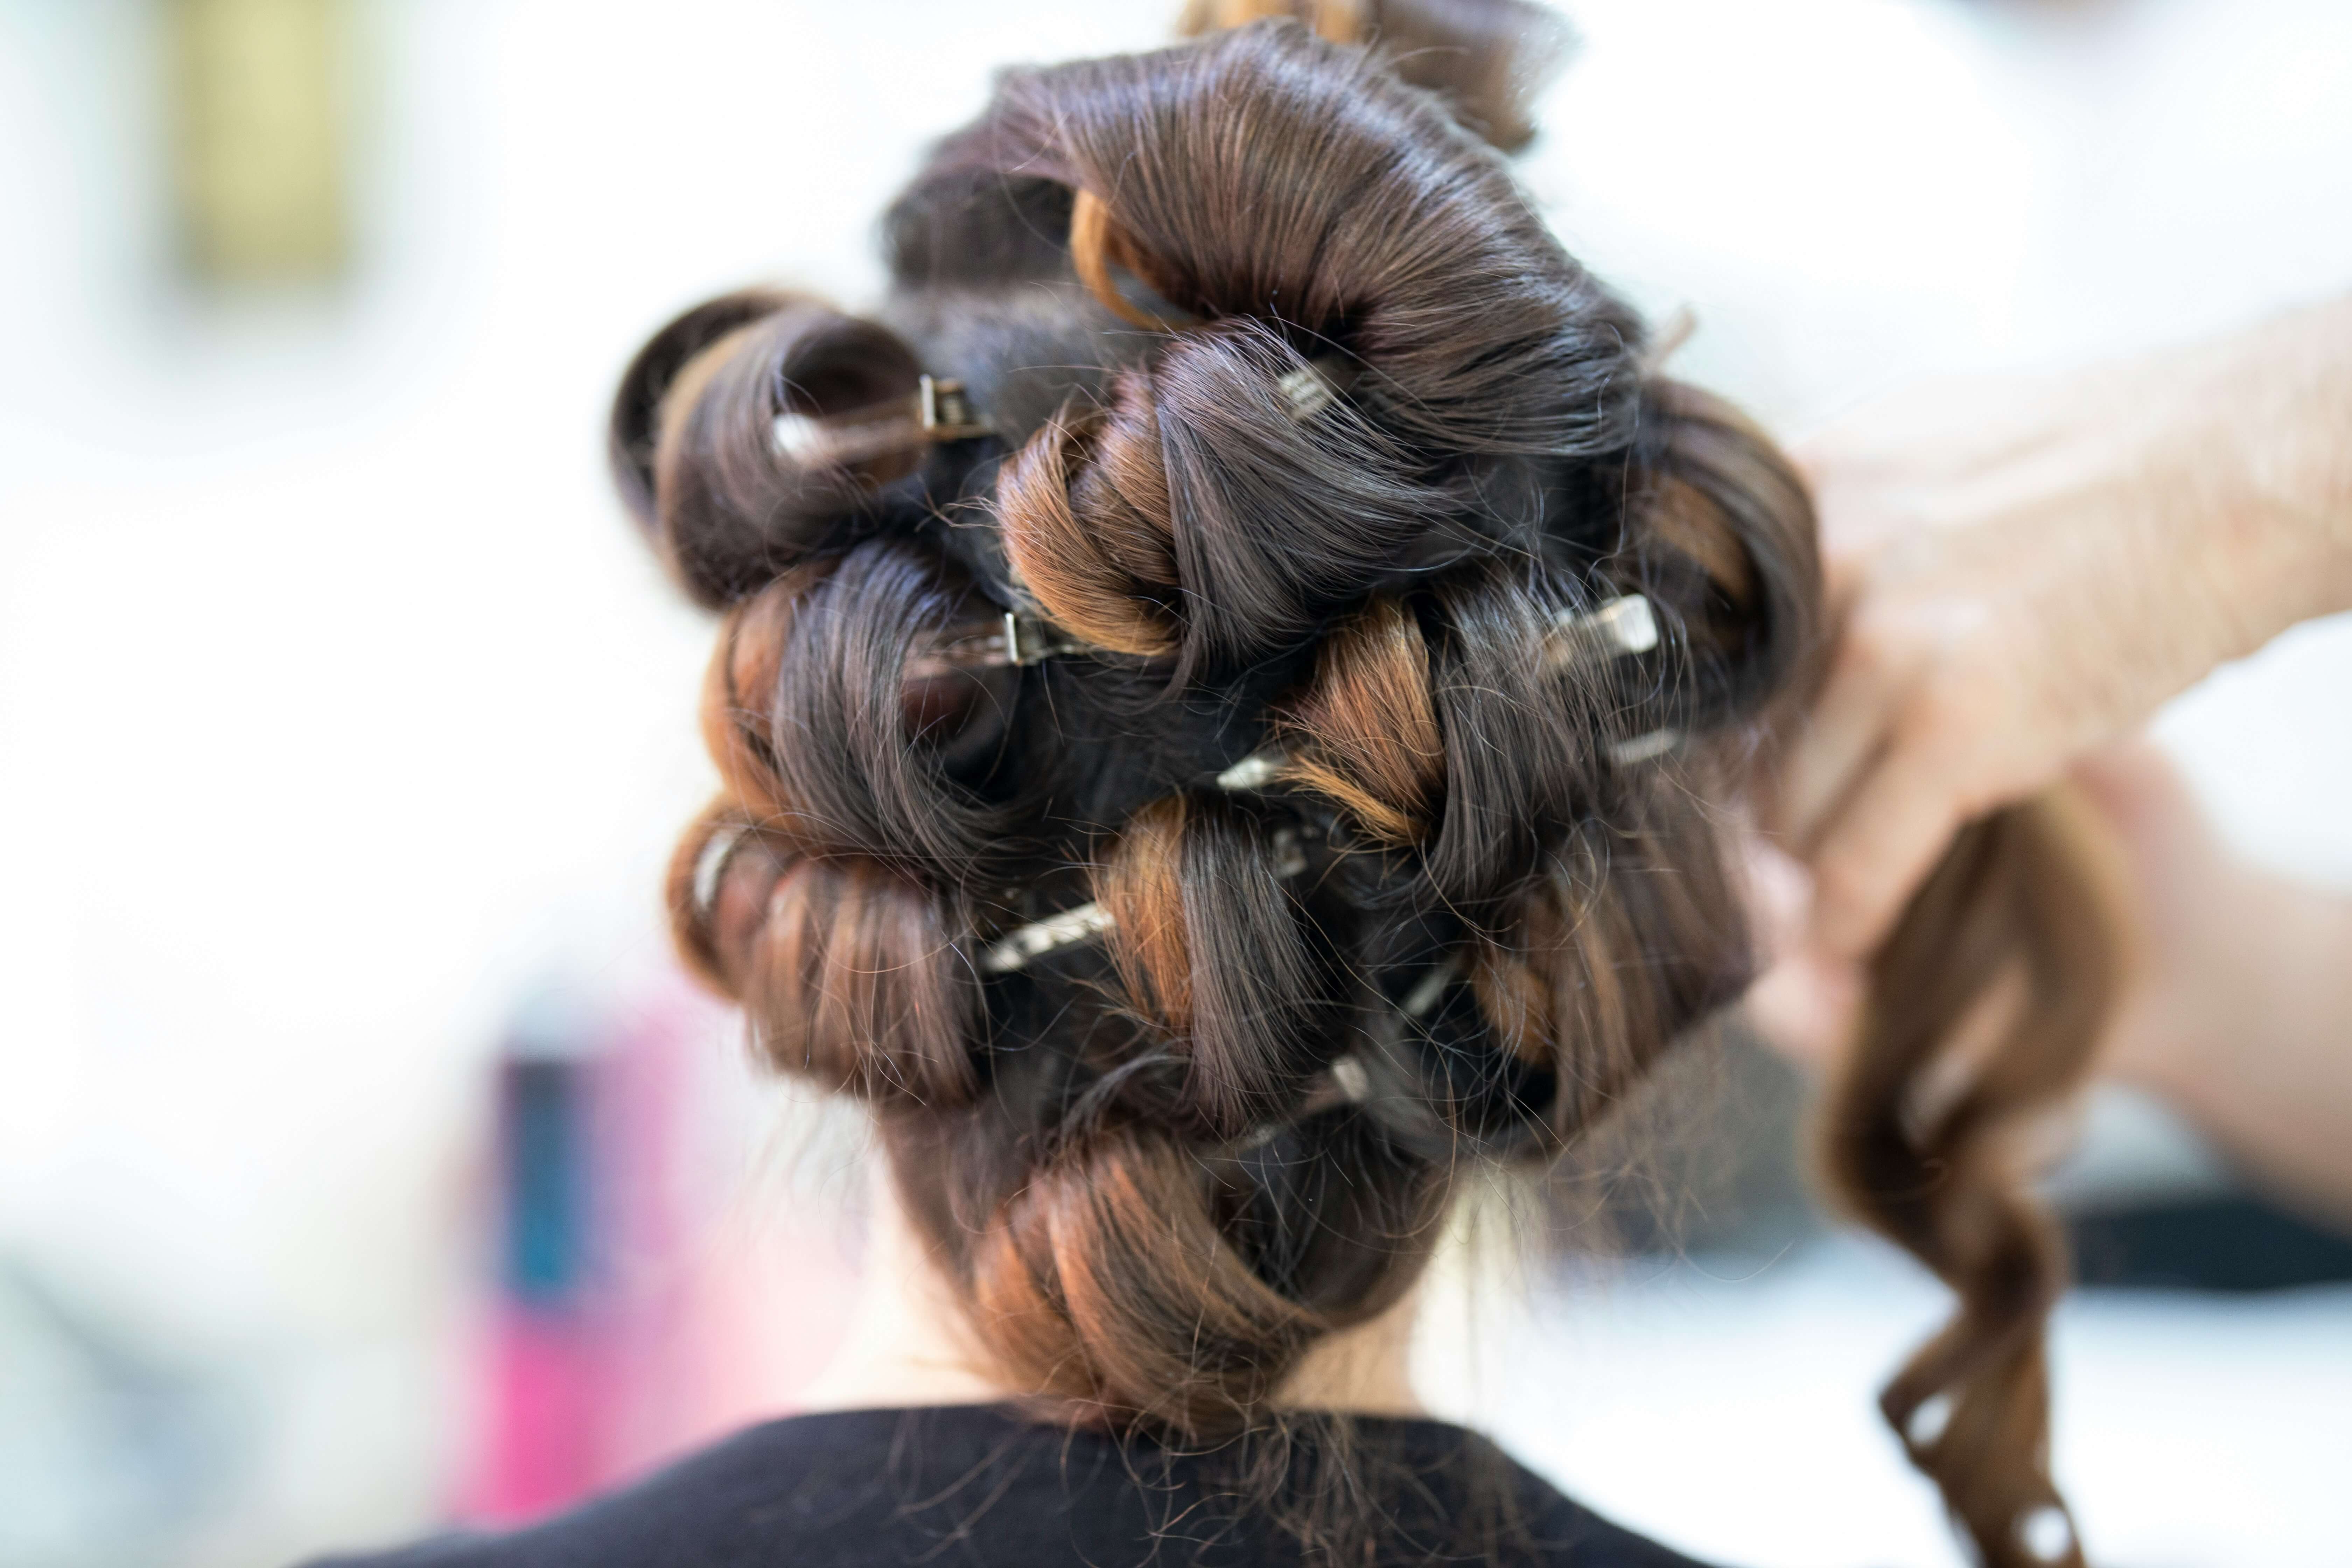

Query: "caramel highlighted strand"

xmin=1097 ymin=793 xmax=1331 ymax=1140
xmin=1273 ymin=597 xmax=1445 ymax=846
xmin=1069 ymin=190 xmax=1186 ymax=333
xmin=744 ymin=855 xmax=981 ymax=1109
xmin=998 ymin=407 xmax=1184 ymax=658
xmin=965 ymin=1126 xmax=1324 ymax=1434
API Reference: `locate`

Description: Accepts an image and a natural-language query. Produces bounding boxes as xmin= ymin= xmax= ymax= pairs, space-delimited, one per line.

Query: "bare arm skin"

xmin=2072 ymin=747 xmax=2352 ymax=1226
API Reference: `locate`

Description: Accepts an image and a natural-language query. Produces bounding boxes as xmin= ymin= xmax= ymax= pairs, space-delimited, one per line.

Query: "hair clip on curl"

xmin=906 ymin=608 xmax=1097 ymax=681
xmin=1550 ymin=596 xmax=1678 ymax=764
xmin=1549 ymin=594 xmax=1658 ymax=665
xmin=769 ymin=372 xmax=993 ymax=469
xmin=1237 ymin=950 xmax=1458 ymax=1148
xmin=976 ymin=596 xmax=1672 ymax=977
xmin=1212 ymin=750 xmax=1286 ymax=791
xmin=917 ymin=375 xmax=989 ymax=441
xmin=1275 ymin=362 xmax=1339 ymax=422
xmin=1609 ymin=728 xmax=1679 ymax=765
xmin=1399 ymin=952 xmax=1461 ymax=1020
xmin=979 ymin=900 xmax=1115 ymax=974
xmin=691 ymin=821 xmax=748 ymax=917
xmin=981 ymin=825 xmax=1306 ymax=975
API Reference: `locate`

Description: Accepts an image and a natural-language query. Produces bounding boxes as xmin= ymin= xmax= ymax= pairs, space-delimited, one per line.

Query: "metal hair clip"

xmin=1203 ymin=614 xmax=1672 ymax=801
xmin=1213 ymin=749 xmax=1288 ymax=792
xmin=769 ymin=408 xmax=922 ymax=470
xmin=905 ymin=609 xmax=1098 ymax=680
xmin=1240 ymin=947 xmax=1457 ymax=1144
xmin=918 ymin=375 xmax=991 ymax=441
xmin=1555 ymin=598 xmax=1678 ymax=765
xmin=979 ymin=827 xmax=1308 ymax=976
xmin=768 ymin=373 xmax=992 ymax=468
xmin=1550 ymin=594 xmax=1659 ymax=664
xmin=1399 ymin=951 xmax=1462 ymax=1021
xmin=1267 ymin=824 xmax=1308 ymax=878
xmin=691 ymin=822 xmax=748 ymax=917
xmin=1608 ymin=727 xmax=1680 ymax=766
xmin=1274 ymin=356 xmax=1362 ymax=423
xmin=1327 ymin=1056 xmax=1372 ymax=1104
xmin=1275 ymin=364 xmax=1339 ymax=422
xmin=980 ymin=900 xmax=1115 ymax=974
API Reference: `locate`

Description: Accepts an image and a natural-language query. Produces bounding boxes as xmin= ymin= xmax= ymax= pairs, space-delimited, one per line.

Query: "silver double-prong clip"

xmin=1275 ymin=363 xmax=1339 ymax=422
xmin=979 ymin=900 xmax=1116 ymax=975
xmin=1550 ymin=593 xmax=1659 ymax=665
xmin=1548 ymin=595 xmax=1678 ymax=762
xmin=917 ymin=374 xmax=991 ymax=441
xmin=1274 ymin=355 xmax=1366 ymax=424
xmin=1213 ymin=749 xmax=1287 ymax=792
xmin=907 ymin=609 xmax=1096 ymax=680
xmin=769 ymin=372 xmax=992 ymax=468
xmin=1608 ymin=728 xmax=1679 ymax=765
xmin=979 ymin=826 xmax=1308 ymax=976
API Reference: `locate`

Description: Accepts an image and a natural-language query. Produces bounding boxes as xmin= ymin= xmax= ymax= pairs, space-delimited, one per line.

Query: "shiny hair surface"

xmin=612 ymin=9 xmax=2118 ymax=1565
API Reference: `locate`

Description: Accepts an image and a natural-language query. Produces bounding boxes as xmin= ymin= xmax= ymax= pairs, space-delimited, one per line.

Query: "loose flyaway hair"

xmin=608 ymin=5 xmax=2123 ymax=1565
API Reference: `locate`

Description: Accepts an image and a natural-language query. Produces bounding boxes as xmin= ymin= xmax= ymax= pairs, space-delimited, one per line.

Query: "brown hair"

xmin=612 ymin=10 xmax=2117 ymax=1565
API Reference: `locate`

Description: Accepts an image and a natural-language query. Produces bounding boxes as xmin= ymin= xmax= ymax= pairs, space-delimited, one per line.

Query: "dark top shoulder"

xmin=303 ymin=1405 xmax=1723 ymax=1568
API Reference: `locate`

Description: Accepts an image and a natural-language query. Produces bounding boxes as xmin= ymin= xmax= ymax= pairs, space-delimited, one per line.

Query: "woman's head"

xmin=626 ymin=11 xmax=1809 ymax=1421
xmin=612 ymin=10 xmax=2112 ymax=1567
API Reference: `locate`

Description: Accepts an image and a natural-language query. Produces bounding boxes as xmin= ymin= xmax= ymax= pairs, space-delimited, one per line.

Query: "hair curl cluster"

xmin=609 ymin=10 xmax=2118 ymax=1567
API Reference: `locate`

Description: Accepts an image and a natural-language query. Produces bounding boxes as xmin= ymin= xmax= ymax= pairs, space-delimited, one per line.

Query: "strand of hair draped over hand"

xmin=606 ymin=6 xmax=2123 ymax=1564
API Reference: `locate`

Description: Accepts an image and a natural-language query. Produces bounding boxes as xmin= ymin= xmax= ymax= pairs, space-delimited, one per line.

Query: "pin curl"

xmin=977 ymin=596 xmax=1669 ymax=976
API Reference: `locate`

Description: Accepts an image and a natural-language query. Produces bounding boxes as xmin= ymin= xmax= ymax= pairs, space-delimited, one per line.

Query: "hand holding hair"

xmin=1756 ymin=740 xmax=2352 ymax=1224
xmin=1780 ymin=295 xmax=2352 ymax=958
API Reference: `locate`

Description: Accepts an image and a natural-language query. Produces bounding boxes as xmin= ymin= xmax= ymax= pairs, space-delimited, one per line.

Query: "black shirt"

xmin=305 ymin=1405 xmax=1719 ymax=1568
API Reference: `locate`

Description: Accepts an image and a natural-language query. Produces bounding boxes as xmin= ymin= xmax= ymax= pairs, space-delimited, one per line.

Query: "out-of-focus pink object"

xmin=456 ymin=958 xmax=859 ymax=1523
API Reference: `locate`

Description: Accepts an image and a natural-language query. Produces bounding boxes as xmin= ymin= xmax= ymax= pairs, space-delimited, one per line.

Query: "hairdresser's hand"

xmin=1751 ymin=743 xmax=2232 ymax=1078
xmin=1779 ymin=298 xmax=2352 ymax=957
xmin=1752 ymin=742 xmax=2352 ymax=1222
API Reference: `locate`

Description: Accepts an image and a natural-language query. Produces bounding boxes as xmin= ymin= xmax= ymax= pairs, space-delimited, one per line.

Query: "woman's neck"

xmin=792 ymin=1156 xmax=1006 ymax=1412
xmin=793 ymin=1152 xmax=1426 ymax=1419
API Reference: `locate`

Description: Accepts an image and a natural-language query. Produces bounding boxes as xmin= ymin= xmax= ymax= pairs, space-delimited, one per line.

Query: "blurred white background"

xmin=1 ymin=1 xmax=2348 ymax=1566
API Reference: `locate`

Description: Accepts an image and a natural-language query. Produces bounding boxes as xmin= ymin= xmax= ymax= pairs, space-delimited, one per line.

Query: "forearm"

xmin=2199 ymin=294 xmax=2352 ymax=647
xmin=2112 ymin=872 xmax=2352 ymax=1226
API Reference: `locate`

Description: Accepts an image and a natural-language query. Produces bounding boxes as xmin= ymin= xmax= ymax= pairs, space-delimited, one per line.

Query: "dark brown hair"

xmin=611 ymin=8 xmax=2118 ymax=1565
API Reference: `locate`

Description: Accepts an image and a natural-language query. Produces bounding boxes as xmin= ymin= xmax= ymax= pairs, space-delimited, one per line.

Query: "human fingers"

xmin=1740 ymin=836 xmax=1864 ymax=1070
xmin=1805 ymin=732 xmax=1976 ymax=957
xmin=1742 ymin=832 xmax=1811 ymax=965
xmin=1746 ymin=946 xmax=1865 ymax=1072
xmin=1775 ymin=610 xmax=1914 ymax=845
